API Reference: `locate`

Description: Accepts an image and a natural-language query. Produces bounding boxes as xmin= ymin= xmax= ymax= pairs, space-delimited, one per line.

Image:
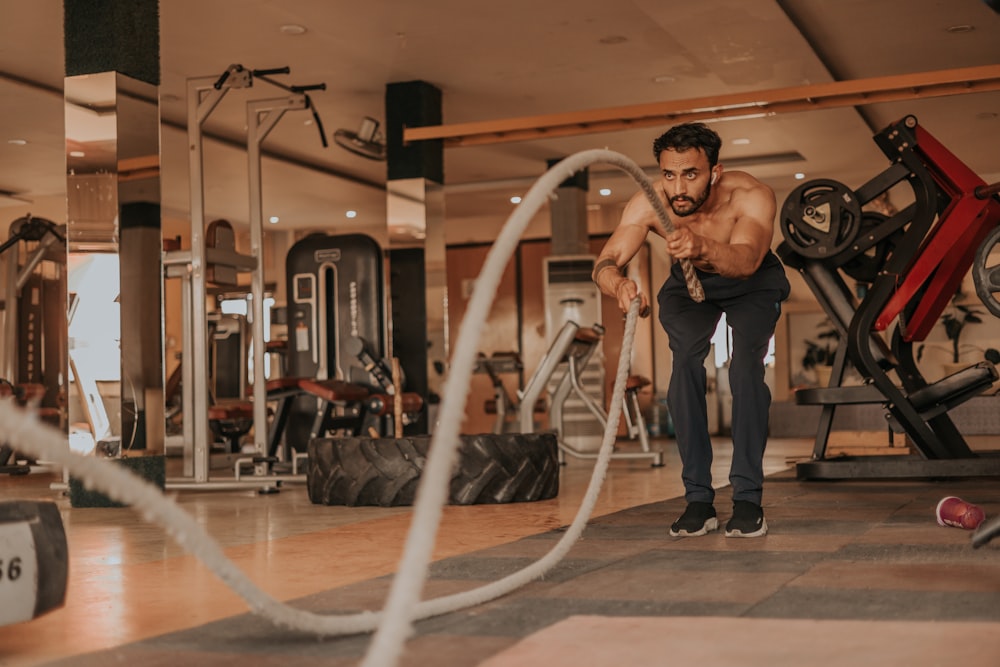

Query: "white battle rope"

xmin=361 ymin=149 xmax=699 ymax=667
xmin=0 ymin=149 xmax=700 ymax=666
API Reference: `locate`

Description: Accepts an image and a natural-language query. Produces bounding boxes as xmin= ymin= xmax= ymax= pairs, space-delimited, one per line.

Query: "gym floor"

xmin=2 ymin=436 xmax=999 ymax=666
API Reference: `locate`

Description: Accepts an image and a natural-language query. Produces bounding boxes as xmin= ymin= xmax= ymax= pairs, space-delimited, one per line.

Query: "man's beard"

xmin=669 ymin=181 xmax=711 ymax=217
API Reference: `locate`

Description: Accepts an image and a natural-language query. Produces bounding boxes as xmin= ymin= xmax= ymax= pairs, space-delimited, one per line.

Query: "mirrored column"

xmin=65 ymin=71 xmax=163 ymax=455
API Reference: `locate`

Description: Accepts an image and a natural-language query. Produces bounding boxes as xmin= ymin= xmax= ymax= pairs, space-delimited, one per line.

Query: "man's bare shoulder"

xmin=717 ymin=170 xmax=775 ymax=214
xmin=722 ymin=170 xmax=772 ymax=195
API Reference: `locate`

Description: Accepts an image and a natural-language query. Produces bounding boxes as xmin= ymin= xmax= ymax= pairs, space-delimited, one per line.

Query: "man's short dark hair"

xmin=652 ymin=122 xmax=723 ymax=167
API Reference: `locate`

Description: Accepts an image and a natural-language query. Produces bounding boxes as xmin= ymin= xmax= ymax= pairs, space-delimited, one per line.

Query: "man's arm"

xmin=666 ymin=181 xmax=776 ymax=279
xmin=592 ymin=194 xmax=656 ymax=315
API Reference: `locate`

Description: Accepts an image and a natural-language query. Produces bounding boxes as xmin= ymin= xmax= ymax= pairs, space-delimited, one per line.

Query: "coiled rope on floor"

xmin=0 ymin=149 xmax=701 ymax=666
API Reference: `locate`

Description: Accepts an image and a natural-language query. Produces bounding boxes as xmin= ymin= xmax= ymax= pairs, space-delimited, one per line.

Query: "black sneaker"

xmin=669 ymin=501 xmax=718 ymax=537
xmin=725 ymin=500 xmax=768 ymax=538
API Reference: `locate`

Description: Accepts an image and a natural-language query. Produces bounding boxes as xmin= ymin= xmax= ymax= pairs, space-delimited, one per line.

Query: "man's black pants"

xmin=657 ymin=252 xmax=790 ymax=506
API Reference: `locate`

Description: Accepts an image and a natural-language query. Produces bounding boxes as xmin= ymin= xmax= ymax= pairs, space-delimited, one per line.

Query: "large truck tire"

xmin=307 ymin=432 xmax=559 ymax=506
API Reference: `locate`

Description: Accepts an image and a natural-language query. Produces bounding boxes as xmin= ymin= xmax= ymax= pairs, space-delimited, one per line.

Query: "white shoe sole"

xmin=669 ymin=516 xmax=719 ymax=537
xmin=724 ymin=517 xmax=768 ymax=538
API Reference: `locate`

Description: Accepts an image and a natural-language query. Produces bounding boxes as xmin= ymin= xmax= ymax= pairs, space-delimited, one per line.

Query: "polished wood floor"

xmin=2 ymin=436 xmax=998 ymax=666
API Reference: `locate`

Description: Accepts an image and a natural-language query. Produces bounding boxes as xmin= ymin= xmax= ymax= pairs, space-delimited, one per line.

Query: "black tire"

xmin=307 ymin=432 xmax=559 ymax=506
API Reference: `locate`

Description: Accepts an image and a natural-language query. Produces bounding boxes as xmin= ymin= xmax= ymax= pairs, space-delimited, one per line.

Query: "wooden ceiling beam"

xmin=404 ymin=65 xmax=1000 ymax=148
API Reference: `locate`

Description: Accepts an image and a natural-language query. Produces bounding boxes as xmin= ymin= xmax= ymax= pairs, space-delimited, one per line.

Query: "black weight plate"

xmin=973 ymin=225 xmax=1000 ymax=318
xmin=780 ymin=179 xmax=863 ymax=259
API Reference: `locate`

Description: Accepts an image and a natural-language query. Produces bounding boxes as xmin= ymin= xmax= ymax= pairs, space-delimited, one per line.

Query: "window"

xmin=219 ymin=294 xmax=276 ymax=379
xmin=68 ymin=253 xmax=120 ymax=382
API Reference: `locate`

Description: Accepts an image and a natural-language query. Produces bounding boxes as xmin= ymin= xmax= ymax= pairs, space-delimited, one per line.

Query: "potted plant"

xmin=801 ymin=319 xmax=839 ymax=386
xmin=917 ymin=295 xmax=1000 ymax=374
xmin=941 ymin=303 xmax=983 ymax=366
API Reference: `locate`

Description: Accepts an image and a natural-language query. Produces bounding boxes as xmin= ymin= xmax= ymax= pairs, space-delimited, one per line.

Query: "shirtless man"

xmin=593 ymin=122 xmax=790 ymax=537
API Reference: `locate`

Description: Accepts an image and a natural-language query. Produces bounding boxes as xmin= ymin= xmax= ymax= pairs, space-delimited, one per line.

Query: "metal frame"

xmin=549 ymin=326 xmax=662 ymax=467
xmin=780 ymin=115 xmax=1000 ymax=480
xmin=163 ymin=65 xmax=321 ymax=491
xmin=244 ymin=93 xmax=309 ymax=482
xmin=1 ymin=217 xmax=67 ymax=475
xmin=515 ymin=320 xmax=662 ymax=466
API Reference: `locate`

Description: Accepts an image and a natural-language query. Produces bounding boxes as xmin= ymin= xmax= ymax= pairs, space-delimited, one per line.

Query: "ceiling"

xmin=0 ymin=0 xmax=998 ymax=238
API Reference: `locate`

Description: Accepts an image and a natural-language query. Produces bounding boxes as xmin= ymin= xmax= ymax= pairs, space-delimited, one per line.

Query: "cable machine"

xmin=0 ymin=215 xmax=66 ymax=474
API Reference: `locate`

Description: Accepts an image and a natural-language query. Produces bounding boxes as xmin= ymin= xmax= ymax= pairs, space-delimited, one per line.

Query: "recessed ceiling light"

xmin=7 ymin=139 xmax=27 ymax=146
xmin=269 ymin=215 xmax=279 ymax=224
xmin=345 ymin=210 xmax=357 ymax=219
xmin=731 ymin=138 xmax=751 ymax=145
xmin=510 ymin=196 xmax=522 ymax=204
xmin=794 ymin=172 xmax=806 ymax=180
xmin=280 ymin=24 xmax=307 ymax=36
xmin=69 ymin=150 xmax=85 ymax=158
xmin=945 ymin=24 xmax=975 ymax=33
xmin=599 ymin=188 xmax=612 ymax=196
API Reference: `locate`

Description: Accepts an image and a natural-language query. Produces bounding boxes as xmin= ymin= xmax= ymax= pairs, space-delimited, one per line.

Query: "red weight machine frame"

xmin=778 ymin=115 xmax=1000 ymax=479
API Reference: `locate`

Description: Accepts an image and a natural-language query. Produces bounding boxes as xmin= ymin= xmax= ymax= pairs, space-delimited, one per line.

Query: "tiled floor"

xmin=2 ymin=435 xmax=1000 ymax=667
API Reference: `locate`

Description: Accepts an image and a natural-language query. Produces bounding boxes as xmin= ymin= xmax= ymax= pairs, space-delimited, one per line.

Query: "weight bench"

xmin=260 ymin=376 xmax=423 ymax=461
xmin=211 ymin=377 xmax=377 ymax=478
xmin=219 ymin=332 xmax=426 ymax=476
xmin=296 ymin=378 xmax=374 ymax=438
xmin=201 ymin=373 xmax=309 ymax=456
xmin=778 ymin=115 xmax=1000 ymax=479
xmin=207 ymin=401 xmax=255 ymax=453
xmin=204 ymin=377 xmax=371 ymax=463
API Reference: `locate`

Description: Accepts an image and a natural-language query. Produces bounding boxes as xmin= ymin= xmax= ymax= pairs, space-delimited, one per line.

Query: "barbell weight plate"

xmin=780 ymin=179 xmax=863 ymax=259
xmin=0 ymin=501 xmax=68 ymax=626
xmin=973 ymin=225 xmax=1000 ymax=318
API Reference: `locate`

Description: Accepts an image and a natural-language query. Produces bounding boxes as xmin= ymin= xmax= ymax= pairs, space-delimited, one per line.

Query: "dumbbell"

xmin=0 ymin=501 xmax=68 ymax=626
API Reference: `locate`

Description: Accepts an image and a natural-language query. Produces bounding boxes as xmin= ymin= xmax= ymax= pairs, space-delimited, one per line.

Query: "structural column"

xmin=385 ymin=81 xmax=446 ymax=434
xmin=64 ymin=1 xmax=164 ymax=461
xmin=547 ymin=159 xmax=590 ymax=256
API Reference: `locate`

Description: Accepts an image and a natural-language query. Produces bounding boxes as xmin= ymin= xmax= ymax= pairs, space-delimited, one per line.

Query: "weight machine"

xmin=0 ymin=216 xmax=66 ymax=415
xmin=0 ymin=215 xmax=67 ymax=474
xmin=778 ymin=115 xmax=1000 ymax=479
xmin=281 ymin=232 xmax=423 ymax=451
xmin=213 ymin=230 xmax=425 ymax=481
xmin=163 ymin=63 xmax=329 ymax=491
